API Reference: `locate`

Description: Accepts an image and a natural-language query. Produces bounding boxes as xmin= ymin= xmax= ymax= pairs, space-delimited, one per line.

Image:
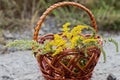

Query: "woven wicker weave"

xmin=33 ymin=2 xmax=102 ymax=80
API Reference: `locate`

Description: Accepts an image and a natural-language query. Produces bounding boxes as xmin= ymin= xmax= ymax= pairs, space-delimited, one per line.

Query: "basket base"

xmin=43 ymin=75 xmax=92 ymax=80
xmin=40 ymin=70 xmax=93 ymax=80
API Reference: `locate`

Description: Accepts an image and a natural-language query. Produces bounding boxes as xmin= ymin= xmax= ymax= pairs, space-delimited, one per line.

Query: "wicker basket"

xmin=33 ymin=2 xmax=102 ymax=80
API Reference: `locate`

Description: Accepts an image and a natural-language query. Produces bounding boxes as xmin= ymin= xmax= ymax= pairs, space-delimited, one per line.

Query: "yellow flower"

xmin=67 ymin=33 xmax=72 ymax=39
xmin=50 ymin=34 xmax=67 ymax=47
xmin=70 ymin=36 xmax=79 ymax=48
xmin=57 ymin=40 xmax=66 ymax=47
xmin=62 ymin=22 xmax=72 ymax=39
xmin=44 ymin=44 xmax=51 ymax=51
xmin=83 ymin=39 xmax=98 ymax=43
xmin=71 ymin=25 xmax=88 ymax=36
xmin=54 ymin=34 xmax=62 ymax=41
xmin=52 ymin=47 xmax=63 ymax=57
xmin=62 ymin=22 xmax=70 ymax=32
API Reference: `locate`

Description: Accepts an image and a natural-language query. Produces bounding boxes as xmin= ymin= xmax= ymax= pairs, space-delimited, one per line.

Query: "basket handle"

xmin=33 ymin=2 xmax=98 ymax=41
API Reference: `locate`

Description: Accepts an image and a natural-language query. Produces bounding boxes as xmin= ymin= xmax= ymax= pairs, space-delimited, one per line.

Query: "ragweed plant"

xmin=6 ymin=22 xmax=119 ymax=62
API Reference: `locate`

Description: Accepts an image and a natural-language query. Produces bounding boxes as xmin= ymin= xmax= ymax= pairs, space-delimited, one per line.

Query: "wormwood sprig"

xmin=6 ymin=40 xmax=35 ymax=50
xmin=108 ymin=38 xmax=119 ymax=52
xmin=6 ymin=40 xmax=43 ymax=54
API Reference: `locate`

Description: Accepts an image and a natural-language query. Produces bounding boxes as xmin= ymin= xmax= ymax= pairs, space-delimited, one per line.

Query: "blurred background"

xmin=0 ymin=0 xmax=120 ymax=30
xmin=0 ymin=0 xmax=120 ymax=52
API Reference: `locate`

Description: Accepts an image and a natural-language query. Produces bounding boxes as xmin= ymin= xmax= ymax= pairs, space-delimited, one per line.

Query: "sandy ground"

xmin=0 ymin=36 xmax=120 ymax=80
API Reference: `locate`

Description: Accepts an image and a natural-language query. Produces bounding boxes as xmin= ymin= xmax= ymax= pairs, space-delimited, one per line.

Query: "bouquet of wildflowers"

xmin=6 ymin=22 xmax=118 ymax=63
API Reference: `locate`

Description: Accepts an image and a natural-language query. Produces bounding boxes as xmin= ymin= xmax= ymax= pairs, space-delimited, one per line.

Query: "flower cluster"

xmin=44 ymin=22 xmax=99 ymax=56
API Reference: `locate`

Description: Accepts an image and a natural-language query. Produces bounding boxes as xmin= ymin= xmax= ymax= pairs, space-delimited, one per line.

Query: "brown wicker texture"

xmin=33 ymin=2 xmax=102 ymax=80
